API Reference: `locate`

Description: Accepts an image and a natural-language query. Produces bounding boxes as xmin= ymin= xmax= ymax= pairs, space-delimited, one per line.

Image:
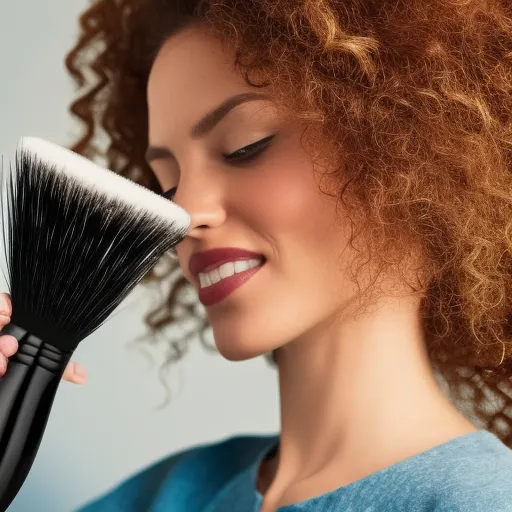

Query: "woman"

xmin=2 ymin=0 xmax=512 ymax=510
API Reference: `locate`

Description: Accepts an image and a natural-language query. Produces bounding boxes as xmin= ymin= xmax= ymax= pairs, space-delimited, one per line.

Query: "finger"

xmin=0 ymin=294 xmax=12 ymax=317
xmin=62 ymin=361 xmax=87 ymax=385
xmin=0 ymin=335 xmax=17 ymax=358
xmin=0 ymin=355 xmax=6 ymax=376
xmin=0 ymin=314 xmax=10 ymax=331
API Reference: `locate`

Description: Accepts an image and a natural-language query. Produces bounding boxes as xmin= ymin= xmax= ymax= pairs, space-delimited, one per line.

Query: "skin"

xmin=0 ymin=293 xmax=86 ymax=384
xmin=0 ymin=24 xmax=478 ymax=512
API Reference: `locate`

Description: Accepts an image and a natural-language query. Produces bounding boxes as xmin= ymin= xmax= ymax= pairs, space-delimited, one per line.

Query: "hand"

xmin=0 ymin=293 xmax=87 ymax=384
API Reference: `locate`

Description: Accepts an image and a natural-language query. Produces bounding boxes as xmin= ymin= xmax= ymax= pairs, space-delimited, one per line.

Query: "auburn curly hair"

xmin=65 ymin=0 xmax=512 ymax=447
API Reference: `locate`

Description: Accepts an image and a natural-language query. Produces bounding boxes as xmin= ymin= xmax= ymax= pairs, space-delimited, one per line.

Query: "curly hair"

xmin=65 ymin=0 xmax=512 ymax=447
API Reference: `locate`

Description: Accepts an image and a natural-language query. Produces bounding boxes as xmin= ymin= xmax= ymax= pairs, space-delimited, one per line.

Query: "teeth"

xmin=198 ymin=258 xmax=262 ymax=289
xmin=210 ymin=268 xmax=221 ymax=284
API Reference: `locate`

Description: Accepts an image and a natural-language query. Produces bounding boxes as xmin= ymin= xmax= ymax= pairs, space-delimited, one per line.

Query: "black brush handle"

xmin=0 ymin=323 xmax=72 ymax=511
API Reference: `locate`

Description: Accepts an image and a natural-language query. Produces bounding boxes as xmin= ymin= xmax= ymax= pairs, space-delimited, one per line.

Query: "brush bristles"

xmin=0 ymin=139 xmax=190 ymax=351
xmin=17 ymin=137 xmax=190 ymax=228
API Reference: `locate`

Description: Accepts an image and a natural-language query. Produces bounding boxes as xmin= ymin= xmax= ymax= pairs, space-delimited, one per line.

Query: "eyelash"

xmin=223 ymin=134 xmax=275 ymax=162
xmin=160 ymin=134 xmax=275 ymax=201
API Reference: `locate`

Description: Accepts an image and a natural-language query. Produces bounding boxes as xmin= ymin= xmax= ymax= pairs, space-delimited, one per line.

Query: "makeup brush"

xmin=0 ymin=136 xmax=190 ymax=511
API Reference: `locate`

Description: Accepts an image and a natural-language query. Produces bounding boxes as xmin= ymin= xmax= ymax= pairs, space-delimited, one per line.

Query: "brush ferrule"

xmin=1 ymin=324 xmax=72 ymax=376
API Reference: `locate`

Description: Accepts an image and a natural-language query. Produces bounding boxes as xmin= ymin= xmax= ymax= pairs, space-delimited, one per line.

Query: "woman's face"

xmin=147 ymin=26 xmax=357 ymax=361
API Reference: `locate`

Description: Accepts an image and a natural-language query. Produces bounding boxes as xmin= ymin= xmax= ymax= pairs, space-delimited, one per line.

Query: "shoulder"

xmin=75 ymin=433 xmax=277 ymax=512
xmin=433 ymin=476 xmax=512 ymax=512
xmin=359 ymin=431 xmax=512 ymax=511
xmin=431 ymin=432 xmax=512 ymax=511
xmin=74 ymin=444 xmax=194 ymax=512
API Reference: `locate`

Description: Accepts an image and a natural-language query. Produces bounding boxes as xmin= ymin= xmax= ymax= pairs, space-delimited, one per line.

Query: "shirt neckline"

xmin=247 ymin=429 xmax=496 ymax=510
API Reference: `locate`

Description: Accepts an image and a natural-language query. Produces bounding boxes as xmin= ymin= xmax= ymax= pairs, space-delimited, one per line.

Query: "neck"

xmin=262 ymin=294 xmax=477 ymax=507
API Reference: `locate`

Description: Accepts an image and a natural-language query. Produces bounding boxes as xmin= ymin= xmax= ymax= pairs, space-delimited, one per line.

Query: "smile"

xmin=198 ymin=258 xmax=262 ymax=288
xmin=197 ymin=258 xmax=265 ymax=307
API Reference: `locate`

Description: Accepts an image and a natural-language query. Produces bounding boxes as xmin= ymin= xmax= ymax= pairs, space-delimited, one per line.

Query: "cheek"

xmin=239 ymin=157 xmax=348 ymax=291
xmin=240 ymin=158 xmax=335 ymax=239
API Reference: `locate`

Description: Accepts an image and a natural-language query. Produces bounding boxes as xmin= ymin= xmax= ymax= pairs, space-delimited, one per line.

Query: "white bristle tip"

xmin=16 ymin=136 xmax=190 ymax=229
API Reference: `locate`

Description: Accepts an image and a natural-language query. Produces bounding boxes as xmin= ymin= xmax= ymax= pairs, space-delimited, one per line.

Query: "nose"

xmin=172 ymin=174 xmax=227 ymax=238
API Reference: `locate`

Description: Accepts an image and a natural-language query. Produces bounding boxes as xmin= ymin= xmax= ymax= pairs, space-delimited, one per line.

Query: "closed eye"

xmin=224 ymin=134 xmax=275 ymax=162
xmin=161 ymin=187 xmax=177 ymax=200
xmin=160 ymin=134 xmax=275 ymax=201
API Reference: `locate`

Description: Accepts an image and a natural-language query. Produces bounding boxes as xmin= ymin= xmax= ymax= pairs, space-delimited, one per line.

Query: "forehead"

xmin=146 ymin=27 xmax=259 ymax=143
xmin=147 ymin=27 xmax=246 ymax=115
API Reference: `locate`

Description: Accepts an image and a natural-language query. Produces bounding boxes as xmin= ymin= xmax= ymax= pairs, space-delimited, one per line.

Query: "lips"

xmin=189 ymin=248 xmax=265 ymax=307
xmin=189 ymin=247 xmax=264 ymax=277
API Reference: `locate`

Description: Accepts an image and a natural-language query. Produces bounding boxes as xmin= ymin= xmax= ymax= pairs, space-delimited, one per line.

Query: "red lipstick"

xmin=189 ymin=248 xmax=265 ymax=306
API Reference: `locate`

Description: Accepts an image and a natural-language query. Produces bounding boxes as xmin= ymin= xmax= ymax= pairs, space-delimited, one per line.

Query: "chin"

xmin=213 ymin=332 xmax=279 ymax=362
xmin=215 ymin=342 xmax=268 ymax=362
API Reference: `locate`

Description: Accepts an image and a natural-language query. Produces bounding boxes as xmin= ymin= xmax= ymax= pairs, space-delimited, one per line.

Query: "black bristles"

xmin=0 ymin=148 xmax=188 ymax=351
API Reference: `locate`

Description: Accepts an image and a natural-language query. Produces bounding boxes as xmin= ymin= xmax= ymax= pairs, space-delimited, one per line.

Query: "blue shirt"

xmin=76 ymin=429 xmax=512 ymax=511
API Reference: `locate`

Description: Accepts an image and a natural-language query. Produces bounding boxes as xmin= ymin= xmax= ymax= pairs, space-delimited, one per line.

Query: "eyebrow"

xmin=145 ymin=92 xmax=269 ymax=163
